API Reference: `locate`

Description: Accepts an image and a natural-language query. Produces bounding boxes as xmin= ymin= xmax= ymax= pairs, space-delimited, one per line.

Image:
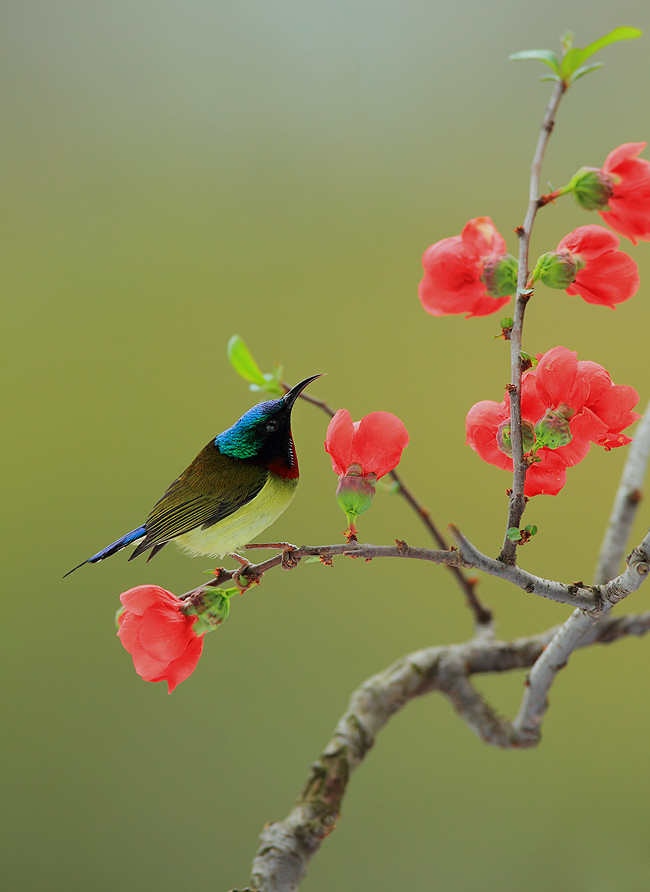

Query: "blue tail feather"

xmin=63 ymin=525 xmax=146 ymax=578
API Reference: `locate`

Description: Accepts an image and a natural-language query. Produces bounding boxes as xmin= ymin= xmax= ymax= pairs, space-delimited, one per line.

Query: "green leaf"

xmin=560 ymin=31 xmax=574 ymax=54
xmin=568 ymin=62 xmax=604 ymax=84
xmin=509 ymin=49 xmax=561 ymax=75
xmin=500 ymin=316 xmax=514 ymax=329
xmin=227 ymin=335 xmax=266 ymax=386
xmin=524 ymin=524 xmax=538 ymax=536
xmin=249 ymin=365 xmax=284 ymax=397
xmin=560 ymin=27 xmax=642 ymax=79
xmin=507 ymin=527 xmax=522 ymax=542
xmin=540 ymin=74 xmax=562 ymax=83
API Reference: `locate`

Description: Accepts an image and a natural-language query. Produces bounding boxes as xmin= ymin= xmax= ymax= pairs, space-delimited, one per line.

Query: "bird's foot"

xmin=229 ymin=552 xmax=261 ymax=592
xmin=244 ymin=541 xmax=301 ymax=571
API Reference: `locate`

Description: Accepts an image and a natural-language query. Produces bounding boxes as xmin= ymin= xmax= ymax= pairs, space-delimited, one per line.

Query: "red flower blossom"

xmin=555 ymin=226 xmax=639 ymax=308
xmin=466 ymin=346 xmax=639 ymax=496
xmin=599 ymin=143 xmax=650 ymax=244
xmin=117 ymin=585 xmax=204 ymax=693
xmin=418 ymin=217 xmax=517 ymax=318
xmin=325 ymin=409 xmax=409 ymax=478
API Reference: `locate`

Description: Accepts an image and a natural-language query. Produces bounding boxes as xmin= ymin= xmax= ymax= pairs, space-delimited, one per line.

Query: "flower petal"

xmin=324 ymin=409 xmax=354 ymax=476
xmin=465 ymin=400 xmax=511 ymax=469
xmin=352 ymin=412 xmax=409 ymax=479
xmin=165 ymin=635 xmax=205 ymax=694
xmin=524 ymin=452 xmax=567 ymax=496
xmin=557 ymin=225 xmax=620 ymax=259
xmin=120 ymin=585 xmax=178 ymax=616
xmin=567 ymin=251 xmax=639 ymax=307
xmin=138 ymin=604 xmax=196 ymax=663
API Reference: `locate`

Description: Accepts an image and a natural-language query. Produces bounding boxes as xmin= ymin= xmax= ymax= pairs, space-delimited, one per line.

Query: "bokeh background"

xmin=5 ymin=1 xmax=650 ymax=889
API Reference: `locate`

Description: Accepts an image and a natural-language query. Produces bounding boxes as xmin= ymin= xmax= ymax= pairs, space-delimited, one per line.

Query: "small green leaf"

xmin=519 ymin=287 xmax=534 ymax=296
xmin=540 ymin=74 xmax=562 ymax=83
xmin=524 ymin=524 xmax=538 ymax=536
xmin=509 ymin=49 xmax=561 ymax=75
xmin=249 ymin=371 xmax=284 ymax=397
xmin=500 ymin=317 xmax=514 ymax=329
xmin=560 ymin=27 xmax=642 ymax=79
xmin=304 ymin=556 xmax=322 ymax=563
xmin=568 ymin=62 xmax=604 ymax=84
xmin=227 ymin=335 xmax=266 ymax=386
xmin=560 ymin=31 xmax=574 ymax=54
xmin=507 ymin=527 xmax=522 ymax=542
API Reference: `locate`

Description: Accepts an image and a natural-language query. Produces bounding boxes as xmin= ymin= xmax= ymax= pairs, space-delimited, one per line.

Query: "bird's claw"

xmin=229 ymin=552 xmax=260 ymax=592
xmin=244 ymin=541 xmax=300 ymax=571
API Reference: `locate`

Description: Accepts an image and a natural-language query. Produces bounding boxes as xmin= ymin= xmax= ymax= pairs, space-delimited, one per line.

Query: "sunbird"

xmin=65 ymin=375 xmax=321 ymax=576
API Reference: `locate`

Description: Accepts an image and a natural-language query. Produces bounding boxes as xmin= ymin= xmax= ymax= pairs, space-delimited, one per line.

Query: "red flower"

xmin=325 ymin=409 xmax=409 ymax=478
xmin=466 ymin=346 xmax=639 ymax=496
xmin=117 ymin=585 xmax=204 ymax=693
xmin=556 ymin=226 xmax=639 ymax=308
xmin=599 ymin=143 xmax=650 ymax=245
xmin=418 ymin=217 xmax=517 ymax=318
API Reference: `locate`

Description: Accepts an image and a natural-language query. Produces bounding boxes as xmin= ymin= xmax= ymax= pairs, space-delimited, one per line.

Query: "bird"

xmin=64 ymin=375 xmax=322 ymax=576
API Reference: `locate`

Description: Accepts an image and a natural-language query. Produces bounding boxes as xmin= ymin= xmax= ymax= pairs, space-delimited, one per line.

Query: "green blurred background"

xmin=5 ymin=1 xmax=650 ymax=889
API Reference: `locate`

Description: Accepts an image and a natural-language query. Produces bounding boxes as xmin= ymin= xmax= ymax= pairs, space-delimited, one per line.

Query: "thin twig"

xmin=499 ymin=79 xmax=567 ymax=565
xmin=281 ymin=380 xmax=492 ymax=625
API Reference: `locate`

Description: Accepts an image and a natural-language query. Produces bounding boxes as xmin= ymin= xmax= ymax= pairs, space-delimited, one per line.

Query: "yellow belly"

xmin=173 ymin=474 xmax=298 ymax=558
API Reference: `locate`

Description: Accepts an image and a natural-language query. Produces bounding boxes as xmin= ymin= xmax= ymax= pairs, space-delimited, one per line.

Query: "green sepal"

xmin=560 ymin=27 xmax=643 ymax=81
xmin=115 ymin=605 xmax=126 ymax=630
xmin=227 ymin=335 xmax=266 ymax=387
xmin=182 ymin=586 xmax=238 ymax=635
xmin=509 ymin=49 xmax=561 ymax=75
xmin=507 ymin=527 xmax=522 ymax=542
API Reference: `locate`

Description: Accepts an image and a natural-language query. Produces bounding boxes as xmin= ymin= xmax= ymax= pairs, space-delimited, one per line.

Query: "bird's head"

xmin=215 ymin=375 xmax=322 ymax=474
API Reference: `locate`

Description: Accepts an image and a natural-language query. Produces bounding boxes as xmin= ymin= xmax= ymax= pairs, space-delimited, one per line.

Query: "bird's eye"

xmin=266 ymin=419 xmax=279 ymax=432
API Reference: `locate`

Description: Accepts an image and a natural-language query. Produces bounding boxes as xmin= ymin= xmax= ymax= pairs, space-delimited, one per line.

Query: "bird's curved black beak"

xmin=283 ymin=374 xmax=324 ymax=410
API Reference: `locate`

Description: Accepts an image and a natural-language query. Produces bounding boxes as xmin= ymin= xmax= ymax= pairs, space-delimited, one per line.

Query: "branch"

xmin=594 ymin=401 xmax=650 ymax=585
xmin=240 ymin=609 xmax=650 ymax=892
xmin=511 ymin=406 xmax=650 ymax=740
xmin=500 ymin=79 xmax=567 ymax=565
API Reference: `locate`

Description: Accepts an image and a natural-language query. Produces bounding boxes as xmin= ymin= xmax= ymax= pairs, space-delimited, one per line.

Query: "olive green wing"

xmin=129 ymin=443 xmax=268 ymax=560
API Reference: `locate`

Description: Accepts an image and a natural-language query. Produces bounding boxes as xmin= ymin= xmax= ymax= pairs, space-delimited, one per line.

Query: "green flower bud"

xmin=534 ymin=409 xmax=573 ymax=450
xmin=497 ymin=419 xmax=536 ymax=457
xmin=481 ymin=254 xmax=519 ymax=298
xmin=182 ymin=587 xmax=237 ymax=635
xmin=532 ymin=250 xmax=586 ymax=290
xmin=336 ymin=463 xmax=377 ymax=524
xmin=566 ymin=167 xmax=614 ymax=211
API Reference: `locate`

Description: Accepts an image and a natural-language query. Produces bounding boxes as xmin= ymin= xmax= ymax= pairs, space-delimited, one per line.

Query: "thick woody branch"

xmin=240 ymin=609 xmax=650 ymax=892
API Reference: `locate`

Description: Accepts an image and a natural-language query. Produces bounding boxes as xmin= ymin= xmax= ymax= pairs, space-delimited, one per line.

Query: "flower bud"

xmin=335 ymin=463 xmax=377 ymax=522
xmin=182 ymin=587 xmax=236 ymax=634
xmin=532 ymin=249 xmax=586 ymax=289
xmin=497 ymin=419 xmax=536 ymax=456
xmin=481 ymin=254 xmax=519 ymax=298
xmin=566 ymin=167 xmax=614 ymax=211
xmin=534 ymin=409 xmax=573 ymax=450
